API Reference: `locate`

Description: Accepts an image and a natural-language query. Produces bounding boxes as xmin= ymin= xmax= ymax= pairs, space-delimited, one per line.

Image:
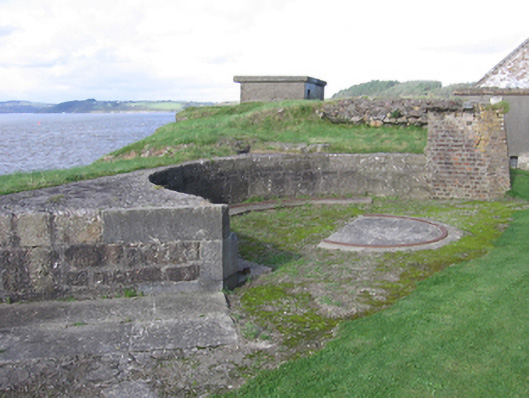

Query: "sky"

xmin=1 ymin=0 xmax=529 ymax=103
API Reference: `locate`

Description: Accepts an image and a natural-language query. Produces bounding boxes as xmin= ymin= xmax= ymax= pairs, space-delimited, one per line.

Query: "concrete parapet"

xmin=0 ymin=169 xmax=237 ymax=302
xmin=149 ymin=153 xmax=431 ymax=204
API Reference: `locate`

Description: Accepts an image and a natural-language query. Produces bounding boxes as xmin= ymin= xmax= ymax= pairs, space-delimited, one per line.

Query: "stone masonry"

xmin=321 ymin=98 xmax=510 ymax=200
xmin=0 ymin=169 xmax=238 ymax=302
xmin=319 ymin=98 xmax=464 ymax=127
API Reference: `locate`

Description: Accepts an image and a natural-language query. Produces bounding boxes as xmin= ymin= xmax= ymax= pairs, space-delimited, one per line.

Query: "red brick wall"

xmin=426 ymin=106 xmax=510 ymax=200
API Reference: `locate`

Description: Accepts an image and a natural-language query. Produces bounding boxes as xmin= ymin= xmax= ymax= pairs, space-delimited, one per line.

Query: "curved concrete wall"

xmin=149 ymin=153 xmax=431 ymax=203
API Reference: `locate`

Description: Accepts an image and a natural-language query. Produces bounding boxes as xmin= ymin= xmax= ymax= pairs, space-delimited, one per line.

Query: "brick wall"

xmin=426 ymin=106 xmax=510 ymax=200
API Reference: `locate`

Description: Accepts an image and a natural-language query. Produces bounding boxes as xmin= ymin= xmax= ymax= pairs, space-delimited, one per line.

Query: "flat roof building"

xmin=233 ymin=76 xmax=326 ymax=103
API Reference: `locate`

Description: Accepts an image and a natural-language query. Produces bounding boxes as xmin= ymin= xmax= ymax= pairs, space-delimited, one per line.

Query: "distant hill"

xmin=0 ymin=99 xmax=215 ymax=113
xmin=332 ymin=80 xmax=474 ymax=99
xmin=0 ymin=101 xmax=55 ymax=113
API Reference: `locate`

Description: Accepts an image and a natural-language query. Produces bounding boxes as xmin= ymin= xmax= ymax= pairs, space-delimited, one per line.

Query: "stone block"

xmin=128 ymin=267 xmax=163 ymax=283
xmin=27 ymin=247 xmax=57 ymax=294
xmin=54 ymin=211 xmax=102 ymax=244
xmin=198 ymin=240 xmax=223 ymax=291
xmin=65 ymin=270 xmax=89 ymax=287
xmin=0 ymin=213 xmax=11 ymax=247
xmin=16 ymin=212 xmax=51 ymax=247
xmin=93 ymin=269 xmax=127 ymax=286
xmin=102 ymin=244 xmax=125 ymax=266
xmin=164 ymin=241 xmax=201 ymax=264
xmin=0 ymin=249 xmax=31 ymax=293
xmin=163 ymin=264 xmax=200 ymax=282
xmin=65 ymin=244 xmax=104 ymax=268
xmin=125 ymin=245 xmax=145 ymax=267
xmin=132 ymin=241 xmax=200 ymax=266
xmin=102 ymin=206 xmax=228 ymax=244
xmin=226 ymin=171 xmax=249 ymax=204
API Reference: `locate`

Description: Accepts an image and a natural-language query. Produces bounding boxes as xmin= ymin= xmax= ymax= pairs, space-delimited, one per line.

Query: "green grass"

xmin=0 ymin=101 xmax=426 ymax=195
xmin=222 ymin=196 xmax=529 ymax=395
xmin=228 ymin=198 xmax=520 ymax=373
xmin=510 ymin=168 xmax=529 ymax=199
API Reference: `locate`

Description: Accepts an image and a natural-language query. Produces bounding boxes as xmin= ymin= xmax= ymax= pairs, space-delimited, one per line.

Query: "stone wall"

xmin=320 ymin=98 xmax=465 ymax=127
xmin=149 ymin=153 xmax=431 ymax=204
xmin=0 ymin=170 xmax=237 ymax=302
xmin=320 ymin=98 xmax=510 ymax=200
xmin=426 ymin=106 xmax=510 ymax=200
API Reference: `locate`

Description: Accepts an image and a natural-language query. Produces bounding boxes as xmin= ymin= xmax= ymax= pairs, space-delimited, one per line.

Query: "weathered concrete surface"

xmin=0 ymin=292 xmax=237 ymax=396
xmin=0 ymin=168 xmax=238 ymax=302
xmin=233 ymin=76 xmax=326 ymax=102
xmin=0 ymin=292 xmax=236 ymax=362
xmin=318 ymin=214 xmax=462 ymax=252
xmin=0 ymin=168 xmax=206 ymax=213
xmin=149 ymin=153 xmax=431 ymax=205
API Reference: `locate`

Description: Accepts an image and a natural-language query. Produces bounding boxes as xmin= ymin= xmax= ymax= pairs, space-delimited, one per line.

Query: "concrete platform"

xmin=319 ymin=214 xmax=462 ymax=252
xmin=0 ymin=292 xmax=237 ymax=363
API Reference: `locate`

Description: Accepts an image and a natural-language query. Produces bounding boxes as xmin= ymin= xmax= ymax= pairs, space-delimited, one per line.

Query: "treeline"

xmin=332 ymin=80 xmax=474 ymax=99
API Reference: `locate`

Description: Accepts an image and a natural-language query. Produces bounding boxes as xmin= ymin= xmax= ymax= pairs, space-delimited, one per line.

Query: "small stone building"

xmin=233 ymin=76 xmax=326 ymax=103
xmin=455 ymin=38 xmax=529 ymax=165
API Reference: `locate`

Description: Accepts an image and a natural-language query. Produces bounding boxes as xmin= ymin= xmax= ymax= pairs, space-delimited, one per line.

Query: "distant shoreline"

xmin=0 ymin=99 xmax=215 ymax=114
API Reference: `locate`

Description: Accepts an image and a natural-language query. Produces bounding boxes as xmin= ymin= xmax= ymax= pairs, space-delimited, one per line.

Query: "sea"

xmin=0 ymin=112 xmax=176 ymax=176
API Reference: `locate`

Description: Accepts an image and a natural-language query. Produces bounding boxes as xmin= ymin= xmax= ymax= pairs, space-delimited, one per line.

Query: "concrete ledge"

xmin=0 ymin=292 xmax=237 ymax=362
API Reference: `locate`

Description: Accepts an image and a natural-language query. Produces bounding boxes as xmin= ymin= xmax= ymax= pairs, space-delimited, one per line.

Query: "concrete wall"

xmin=240 ymin=82 xmax=307 ymax=103
xmin=233 ymin=76 xmax=326 ymax=102
xmin=149 ymin=153 xmax=431 ymax=204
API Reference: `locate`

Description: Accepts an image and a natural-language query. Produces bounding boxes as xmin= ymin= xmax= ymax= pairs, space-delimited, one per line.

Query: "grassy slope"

xmin=0 ymin=101 xmax=426 ymax=195
xmin=222 ymin=172 xmax=529 ymax=397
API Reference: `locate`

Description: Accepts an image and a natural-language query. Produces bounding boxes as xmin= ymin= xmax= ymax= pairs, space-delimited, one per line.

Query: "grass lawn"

xmin=0 ymin=101 xmax=426 ymax=195
xmin=219 ymin=172 xmax=529 ymax=397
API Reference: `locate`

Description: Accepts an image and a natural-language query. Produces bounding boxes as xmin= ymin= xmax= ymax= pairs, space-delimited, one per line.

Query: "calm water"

xmin=0 ymin=113 xmax=176 ymax=175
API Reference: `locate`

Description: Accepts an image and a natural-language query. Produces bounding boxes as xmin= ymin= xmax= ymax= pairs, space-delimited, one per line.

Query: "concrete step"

xmin=0 ymin=292 xmax=237 ymax=363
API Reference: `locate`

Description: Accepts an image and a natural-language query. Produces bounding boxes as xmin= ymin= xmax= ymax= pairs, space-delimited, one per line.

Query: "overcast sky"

xmin=1 ymin=0 xmax=529 ymax=103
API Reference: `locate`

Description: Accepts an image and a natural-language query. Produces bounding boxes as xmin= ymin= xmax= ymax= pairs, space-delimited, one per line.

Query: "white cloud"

xmin=0 ymin=0 xmax=528 ymax=102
